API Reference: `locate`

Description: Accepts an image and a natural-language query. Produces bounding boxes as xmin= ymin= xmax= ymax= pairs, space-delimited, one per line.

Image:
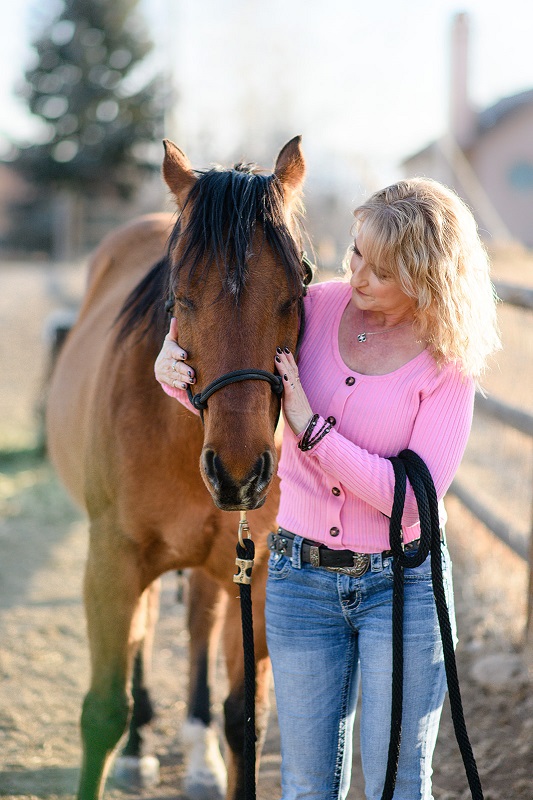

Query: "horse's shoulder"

xmin=84 ymin=213 xmax=175 ymax=299
xmin=102 ymin=212 xmax=175 ymax=245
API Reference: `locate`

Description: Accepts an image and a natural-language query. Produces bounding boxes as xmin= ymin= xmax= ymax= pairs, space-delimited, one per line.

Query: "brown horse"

xmin=46 ymin=137 xmax=307 ymax=799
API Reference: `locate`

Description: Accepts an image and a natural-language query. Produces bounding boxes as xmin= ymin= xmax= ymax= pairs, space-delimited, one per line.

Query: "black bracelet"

xmin=298 ymin=414 xmax=332 ymax=451
xmin=298 ymin=414 xmax=319 ymax=447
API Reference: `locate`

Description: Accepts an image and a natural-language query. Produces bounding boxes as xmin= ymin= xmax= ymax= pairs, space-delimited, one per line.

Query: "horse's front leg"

xmin=223 ymin=563 xmax=271 ymax=800
xmin=78 ymin=519 xmax=150 ymax=800
xmin=183 ymin=568 xmax=228 ymax=800
xmin=112 ymin=579 xmax=161 ymax=791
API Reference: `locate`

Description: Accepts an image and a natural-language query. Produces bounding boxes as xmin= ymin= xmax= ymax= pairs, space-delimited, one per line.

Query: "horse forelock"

xmin=169 ymin=166 xmax=305 ymax=302
xmin=117 ymin=163 xmax=306 ymax=344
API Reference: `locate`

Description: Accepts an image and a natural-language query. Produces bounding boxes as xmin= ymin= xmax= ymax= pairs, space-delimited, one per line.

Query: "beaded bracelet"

xmin=299 ymin=413 xmax=319 ymax=443
xmin=298 ymin=414 xmax=333 ymax=451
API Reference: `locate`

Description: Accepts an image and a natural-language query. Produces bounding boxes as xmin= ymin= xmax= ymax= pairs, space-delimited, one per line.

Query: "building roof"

xmin=478 ymin=87 xmax=533 ymax=132
xmin=402 ymin=86 xmax=533 ymax=165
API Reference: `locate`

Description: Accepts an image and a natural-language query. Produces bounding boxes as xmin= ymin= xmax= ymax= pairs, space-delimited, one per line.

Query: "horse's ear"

xmin=162 ymin=139 xmax=197 ymax=207
xmin=274 ymin=135 xmax=306 ymax=199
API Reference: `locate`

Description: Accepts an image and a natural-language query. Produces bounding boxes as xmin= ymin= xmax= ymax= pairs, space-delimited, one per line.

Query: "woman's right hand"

xmin=154 ymin=318 xmax=196 ymax=391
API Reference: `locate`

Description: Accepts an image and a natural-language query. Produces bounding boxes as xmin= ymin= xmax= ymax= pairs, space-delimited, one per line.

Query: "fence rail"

xmin=448 ymin=278 xmax=533 ymax=644
xmin=473 ymin=393 xmax=533 ymax=438
xmin=449 ymin=279 xmax=533 ymax=561
xmin=493 ymin=280 xmax=533 ymax=310
xmin=449 ymin=386 xmax=533 ymax=561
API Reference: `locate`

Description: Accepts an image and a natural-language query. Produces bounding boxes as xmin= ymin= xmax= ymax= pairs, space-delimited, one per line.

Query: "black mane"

xmin=117 ymin=164 xmax=306 ymax=343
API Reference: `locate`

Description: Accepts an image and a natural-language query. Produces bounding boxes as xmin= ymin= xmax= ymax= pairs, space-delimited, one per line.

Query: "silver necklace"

xmin=357 ymin=312 xmax=412 ymax=343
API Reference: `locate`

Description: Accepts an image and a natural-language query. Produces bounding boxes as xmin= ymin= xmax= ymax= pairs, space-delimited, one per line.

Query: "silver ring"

xmin=172 ymin=359 xmax=178 ymax=371
xmin=173 ymin=379 xmax=179 ymax=388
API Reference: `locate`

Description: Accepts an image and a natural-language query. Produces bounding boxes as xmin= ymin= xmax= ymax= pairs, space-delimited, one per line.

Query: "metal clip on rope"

xmin=234 ymin=511 xmax=254 ymax=585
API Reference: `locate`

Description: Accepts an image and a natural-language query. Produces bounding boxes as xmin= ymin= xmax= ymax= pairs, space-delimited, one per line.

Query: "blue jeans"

xmin=265 ymin=535 xmax=457 ymax=800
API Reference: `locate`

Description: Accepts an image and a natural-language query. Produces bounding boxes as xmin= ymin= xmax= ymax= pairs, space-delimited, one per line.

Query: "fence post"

xmin=526 ymin=511 xmax=533 ymax=675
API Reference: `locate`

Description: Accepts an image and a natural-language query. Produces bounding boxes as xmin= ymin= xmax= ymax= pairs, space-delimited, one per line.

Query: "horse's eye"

xmin=279 ymin=296 xmax=300 ymax=315
xmin=176 ymin=296 xmax=195 ymax=311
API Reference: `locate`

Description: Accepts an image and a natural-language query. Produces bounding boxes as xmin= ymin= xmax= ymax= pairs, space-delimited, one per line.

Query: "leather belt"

xmin=268 ymin=527 xmax=425 ymax=578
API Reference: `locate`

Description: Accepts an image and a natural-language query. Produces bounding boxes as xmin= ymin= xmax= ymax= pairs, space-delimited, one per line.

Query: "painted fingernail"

xmin=284 ymin=347 xmax=291 ymax=354
xmin=283 ymin=374 xmax=288 ymax=381
xmin=181 ymin=352 xmax=187 ymax=359
xmin=276 ymin=346 xmax=283 ymax=354
xmin=275 ymin=355 xmax=281 ymax=363
xmin=187 ymin=370 xmax=193 ymax=377
xmin=181 ymin=382 xmax=187 ymax=389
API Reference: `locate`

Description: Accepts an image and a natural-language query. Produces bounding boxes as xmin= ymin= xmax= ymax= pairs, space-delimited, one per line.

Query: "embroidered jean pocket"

xmin=267 ymin=551 xmax=292 ymax=580
xmin=402 ymin=549 xmax=433 ymax=582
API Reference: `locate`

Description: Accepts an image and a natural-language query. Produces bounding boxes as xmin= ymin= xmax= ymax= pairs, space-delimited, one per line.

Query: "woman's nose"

xmin=350 ymin=262 xmax=365 ymax=285
xmin=350 ymin=258 xmax=367 ymax=285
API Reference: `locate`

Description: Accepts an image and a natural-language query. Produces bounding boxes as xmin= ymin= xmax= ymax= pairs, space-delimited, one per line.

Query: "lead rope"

xmin=382 ymin=449 xmax=484 ymax=800
xmin=233 ymin=511 xmax=257 ymax=800
xmin=233 ymin=451 xmax=483 ymax=800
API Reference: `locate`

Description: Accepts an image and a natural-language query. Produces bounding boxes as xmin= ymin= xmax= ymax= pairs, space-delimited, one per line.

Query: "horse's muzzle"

xmin=201 ymin=447 xmax=274 ymax=510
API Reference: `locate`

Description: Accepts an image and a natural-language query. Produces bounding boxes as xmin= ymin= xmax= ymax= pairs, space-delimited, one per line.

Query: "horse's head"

xmin=162 ymin=137 xmax=307 ymax=511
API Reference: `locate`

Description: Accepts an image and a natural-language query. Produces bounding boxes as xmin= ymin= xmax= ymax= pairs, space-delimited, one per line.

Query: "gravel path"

xmin=0 ymin=458 xmax=531 ymax=800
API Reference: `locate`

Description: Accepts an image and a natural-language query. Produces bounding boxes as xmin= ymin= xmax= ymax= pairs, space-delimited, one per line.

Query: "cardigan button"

xmin=331 ymin=487 xmax=341 ymax=496
xmin=327 ymin=416 xmax=336 ymax=426
xmin=329 ymin=526 xmax=340 ymax=537
xmin=345 ymin=376 xmax=355 ymax=386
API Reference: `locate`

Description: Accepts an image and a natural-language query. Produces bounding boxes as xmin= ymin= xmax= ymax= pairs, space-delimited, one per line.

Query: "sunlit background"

xmin=3 ymin=1 xmax=533 ymax=158
xmin=1 ymin=0 xmax=533 ymax=262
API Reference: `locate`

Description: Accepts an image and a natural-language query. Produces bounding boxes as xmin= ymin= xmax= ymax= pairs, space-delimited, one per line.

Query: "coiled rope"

xmin=382 ymin=449 xmax=484 ymax=800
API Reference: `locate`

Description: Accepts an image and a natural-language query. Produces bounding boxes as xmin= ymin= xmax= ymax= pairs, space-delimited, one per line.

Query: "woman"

xmin=155 ymin=178 xmax=500 ymax=800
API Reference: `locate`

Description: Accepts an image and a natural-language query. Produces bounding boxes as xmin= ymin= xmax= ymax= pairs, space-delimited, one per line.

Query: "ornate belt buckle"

xmin=326 ymin=552 xmax=370 ymax=577
xmin=351 ymin=552 xmax=370 ymax=577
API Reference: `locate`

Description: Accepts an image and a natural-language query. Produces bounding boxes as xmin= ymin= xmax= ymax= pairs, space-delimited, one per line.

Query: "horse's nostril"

xmin=202 ymin=448 xmax=222 ymax=492
xmin=255 ymin=451 xmax=274 ymax=494
xmin=201 ymin=447 xmax=275 ymax=509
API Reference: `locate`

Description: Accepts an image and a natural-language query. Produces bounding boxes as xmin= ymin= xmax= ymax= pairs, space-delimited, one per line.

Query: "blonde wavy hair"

xmin=351 ymin=177 xmax=501 ymax=378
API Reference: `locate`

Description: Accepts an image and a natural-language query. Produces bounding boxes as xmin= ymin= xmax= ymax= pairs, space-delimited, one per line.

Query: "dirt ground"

xmin=0 ymin=457 xmax=531 ymax=800
xmin=0 ymin=256 xmax=532 ymax=800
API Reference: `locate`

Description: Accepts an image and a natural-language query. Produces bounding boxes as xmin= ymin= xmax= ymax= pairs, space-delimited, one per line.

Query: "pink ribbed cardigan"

xmin=159 ymin=280 xmax=475 ymax=553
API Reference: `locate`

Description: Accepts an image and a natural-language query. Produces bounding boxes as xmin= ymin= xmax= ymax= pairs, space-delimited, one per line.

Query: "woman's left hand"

xmin=274 ymin=348 xmax=314 ymax=435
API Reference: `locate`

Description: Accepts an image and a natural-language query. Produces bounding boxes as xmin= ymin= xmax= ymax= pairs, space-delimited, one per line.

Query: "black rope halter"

xmin=186 ymin=369 xmax=283 ymax=413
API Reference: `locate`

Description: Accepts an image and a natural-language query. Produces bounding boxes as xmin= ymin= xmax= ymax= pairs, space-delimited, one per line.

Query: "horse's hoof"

xmin=112 ymin=754 xmax=160 ymax=790
xmin=182 ymin=719 xmax=227 ymax=800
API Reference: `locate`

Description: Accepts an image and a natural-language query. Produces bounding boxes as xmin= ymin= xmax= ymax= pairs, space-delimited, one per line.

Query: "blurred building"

xmin=0 ymin=164 xmax=33 ymax=252
xmin=402 ymin=13 xmax=533 ymax=247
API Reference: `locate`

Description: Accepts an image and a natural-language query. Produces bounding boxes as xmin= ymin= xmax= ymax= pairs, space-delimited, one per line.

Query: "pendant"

xmin=357 ymin=333 xmax=367 ymax=343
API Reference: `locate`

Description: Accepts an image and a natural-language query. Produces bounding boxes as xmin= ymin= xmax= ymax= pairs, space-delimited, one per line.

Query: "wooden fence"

xmin=448 ymin=279 xmax=533 ymax=645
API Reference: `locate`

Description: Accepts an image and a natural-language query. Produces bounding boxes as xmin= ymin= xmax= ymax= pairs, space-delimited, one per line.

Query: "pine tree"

xmin=11 ymin=0 xmax=166 ymax=199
